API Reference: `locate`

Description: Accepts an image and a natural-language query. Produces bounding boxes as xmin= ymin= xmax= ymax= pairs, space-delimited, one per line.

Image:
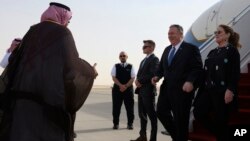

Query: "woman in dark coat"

xmin=193 ymin=24 xmax=241 ymax=141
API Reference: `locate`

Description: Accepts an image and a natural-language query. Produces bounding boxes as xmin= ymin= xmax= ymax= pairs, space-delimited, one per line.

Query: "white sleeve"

xmin=131 ymin=65 xmax=136 ymax=78
xmin=0 ymin=52 xmax=11 ymax=68
xmin=111 ymin=65 xmax=116 ymax=77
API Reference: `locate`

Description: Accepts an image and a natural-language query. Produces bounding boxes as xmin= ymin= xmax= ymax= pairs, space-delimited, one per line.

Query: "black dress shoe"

xmin=161 ymin=130 xmax=170 ymax=136
xmin=113 ymin=125 xmax=119 ymax=129
xmin=127 ymin=125 xmax=133 ymax=130
xmin=73 ymin=132 xmax=77 ymax=138
xmin=130 ymin=135 xmax=147 ymax=141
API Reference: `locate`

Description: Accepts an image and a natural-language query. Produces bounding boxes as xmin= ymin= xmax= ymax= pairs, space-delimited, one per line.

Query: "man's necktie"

xmin=140 ymin=57 xmax=147 ymax=68
xmin=168 ymin=46 xmax=176 ymax=65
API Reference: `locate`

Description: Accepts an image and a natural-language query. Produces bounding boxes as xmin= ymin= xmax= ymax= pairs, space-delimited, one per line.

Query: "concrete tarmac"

xmin=74 ymin=87 xmax=172 ymax=141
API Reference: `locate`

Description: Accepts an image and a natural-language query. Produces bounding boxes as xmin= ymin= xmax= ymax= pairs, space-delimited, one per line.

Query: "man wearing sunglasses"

xmin=131 ymin=40 xmax=159 ymax=141
xmin=111 ymin=51 xmax=135 ymax=130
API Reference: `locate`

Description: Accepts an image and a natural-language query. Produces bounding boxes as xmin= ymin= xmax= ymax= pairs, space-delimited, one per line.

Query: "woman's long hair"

xmin=219 ymin=24 xmax=242 ymax=48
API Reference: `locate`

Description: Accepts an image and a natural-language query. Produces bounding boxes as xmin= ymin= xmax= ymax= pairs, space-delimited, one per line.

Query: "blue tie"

xmin=168 ymin=46 xmax=175 ymax=65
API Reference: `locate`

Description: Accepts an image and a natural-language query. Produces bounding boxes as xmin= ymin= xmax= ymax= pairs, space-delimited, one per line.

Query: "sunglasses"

xmin=214 ymin=30 xmax=223 ymax=35
xmin=143 ymin=45 xmax=151 ymax=49
xmin=119 ymin=55 xmax=126 ymax=58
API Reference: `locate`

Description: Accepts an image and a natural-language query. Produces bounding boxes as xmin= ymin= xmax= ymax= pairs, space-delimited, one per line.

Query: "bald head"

xmin=119 ymin=51 xmax=128 ymax=63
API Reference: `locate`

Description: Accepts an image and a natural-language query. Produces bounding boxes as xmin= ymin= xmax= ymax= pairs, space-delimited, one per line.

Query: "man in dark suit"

xmin=152 ymin=24 xmax=203 ymax=141
xmin=131 ymin=40 xmax=159 ymax=141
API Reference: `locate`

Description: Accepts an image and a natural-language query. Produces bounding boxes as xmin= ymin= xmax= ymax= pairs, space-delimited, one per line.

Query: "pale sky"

xmin=0 ymin=0 xmax=219 ymax=86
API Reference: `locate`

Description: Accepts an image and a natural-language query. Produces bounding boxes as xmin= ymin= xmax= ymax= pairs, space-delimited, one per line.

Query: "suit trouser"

xmin=112 ymin=88 xmax=134 ymax=126
xmin=138 ymin=93 xmax=157 ymax=141
xmin=157 ymin=88 xmax=193 ymax=141
xmin=193 ymin=88 xmax=230 ymax=141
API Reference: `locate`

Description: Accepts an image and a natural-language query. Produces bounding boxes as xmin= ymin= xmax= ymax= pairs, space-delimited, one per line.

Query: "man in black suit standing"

xmin=131 ymin=40 xmax=159 ymax=141
xmin=152 ymin=24 xmax=203 ymax=141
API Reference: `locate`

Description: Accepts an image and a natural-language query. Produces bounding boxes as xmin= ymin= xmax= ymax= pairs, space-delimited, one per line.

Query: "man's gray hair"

xmin=170 ymin=24 xmax=183 ymax=34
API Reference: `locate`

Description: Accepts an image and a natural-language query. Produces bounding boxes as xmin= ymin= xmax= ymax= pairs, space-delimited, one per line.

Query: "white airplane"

xmin=184 ymin=0 xmax=250 ymax=72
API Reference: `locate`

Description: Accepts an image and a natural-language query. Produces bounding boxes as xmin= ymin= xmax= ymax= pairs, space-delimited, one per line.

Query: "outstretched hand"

xmin=93 ymin=63 xmax=98 ymax=79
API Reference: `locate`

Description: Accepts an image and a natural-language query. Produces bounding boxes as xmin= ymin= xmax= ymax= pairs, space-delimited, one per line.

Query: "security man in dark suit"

xmin=111 ymin=51 xmax=135 ymax=130
xmin=152 ymin=24 xmax=203 ymax=141
xmin=131 ymin=40 xmax=159 ymax=141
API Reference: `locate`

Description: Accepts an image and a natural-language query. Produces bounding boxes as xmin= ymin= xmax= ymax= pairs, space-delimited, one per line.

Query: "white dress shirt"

xmin=171 ymin=40 xmax=183 ymax=55
xmin=111 ymin=62 xmax=136 ymax=78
